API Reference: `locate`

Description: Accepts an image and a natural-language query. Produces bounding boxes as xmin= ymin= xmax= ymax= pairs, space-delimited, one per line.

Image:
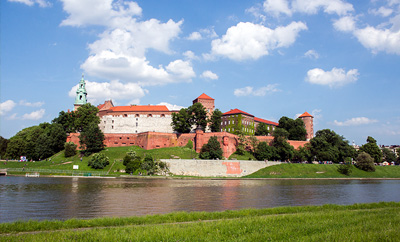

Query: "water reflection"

xmin=1 ymin=177 xmax=400 ymax=223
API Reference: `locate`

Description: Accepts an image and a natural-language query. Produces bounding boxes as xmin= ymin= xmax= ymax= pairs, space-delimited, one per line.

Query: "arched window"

xmin=148 ymin=114 xmax=152 ymax=117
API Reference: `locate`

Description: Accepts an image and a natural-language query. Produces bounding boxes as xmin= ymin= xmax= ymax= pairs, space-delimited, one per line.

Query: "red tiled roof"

xmin=97 ymin=104 xmax=105 ymax=110
xmin=299 ymin=111 xmax=313 ymax=118
xmin=195 ymin=93 xmax=214 ymax=100
xmin=254 ymin=117 xmax=278 ymax=126
xmin=223 ymin=109 xmax=254 ymax=117
xmin=109 ymin=105 xmax=170 ymax=112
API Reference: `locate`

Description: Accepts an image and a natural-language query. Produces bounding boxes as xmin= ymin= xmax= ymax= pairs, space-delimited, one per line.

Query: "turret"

xmin=299 ymin=111 xmax=314 ymax=141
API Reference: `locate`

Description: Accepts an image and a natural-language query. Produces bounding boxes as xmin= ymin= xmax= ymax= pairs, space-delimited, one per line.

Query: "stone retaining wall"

xmin=162 ymin=159 xmax=281 ymax=177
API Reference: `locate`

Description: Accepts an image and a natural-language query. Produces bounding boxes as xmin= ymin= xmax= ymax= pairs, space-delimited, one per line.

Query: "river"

xmin=1 ymin=176 xmax=400 ymax=223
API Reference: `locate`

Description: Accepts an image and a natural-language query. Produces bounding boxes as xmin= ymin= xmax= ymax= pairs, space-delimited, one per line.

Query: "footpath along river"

xmin=1 ymin=176 xmax=400 ymax=223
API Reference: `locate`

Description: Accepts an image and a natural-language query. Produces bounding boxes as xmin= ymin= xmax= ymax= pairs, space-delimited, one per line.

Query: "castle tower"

xmin=74 ymin=74 xmax=88 ymax=111
xmin=192 ymin=93 xmax=215 ymax=118
xmin=299 ymin=111 xmax=314 ymax=141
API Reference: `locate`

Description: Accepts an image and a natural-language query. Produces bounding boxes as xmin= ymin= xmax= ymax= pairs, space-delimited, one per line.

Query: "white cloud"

xmin=69 ymin=80 xmax=148 ymax=105
xmin=183 ymin=50 xmax=198 ymax=60
xmin=292 ymin=0 xmax=354 ymax=16
xmin=305 ymin=67 xmax=359 ymax=88
xmin=165 ymin=60 xmax=195 ymax=80
xmin=263 ymin=0 xmax=292 ymax=17
xmin=354 ymin=26 xmax=400 ymax=55
xmin=200 ymin=70 xmax=218 ymax=80
xmin=334 ymin=117 xmax=378 ymax=126
xmin=0 ymin=100 xmax=17 ymax=115
xmin=187 ymin=32 xmax=202 ymax=40
xmin=210 ymin=21 xmax=307 ymax=61
xmin=8 ymin=0 xmax=51 ymax=7
xmin=369 ymin=7 xmax=393 ymax=17
xmin=333 ymin=16 xmax=356 ymax=32
xmin=22 ymin=109 xmax=45 ymax=120
xmin=19 ymin=100 xmax=44 ymax=107
xmin=157 ymin=102 xmax=185 ymax=111
xmin=262 ymin=0 xmax=353 ymax=17
xmin=234 ymin=84 xmax=280 ymax=97
xmin=304 ymin=49 xmax=319 ymax=59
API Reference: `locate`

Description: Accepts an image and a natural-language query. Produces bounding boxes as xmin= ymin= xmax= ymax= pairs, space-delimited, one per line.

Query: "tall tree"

xmin=278 ymin=116 xmax=307 ymax=141
xmin=189 ymin=102 xmax=208 ymax=131
xmin=272 ymin=128 xmax=294 ymax=161
xmin=171 ymin=108 xmax=192 ymax=133
xmin=73 ymin=103 xmax=100 ymax=132
xmin=382 ymin=148 xmax=396 ymax=163
xmin=255 ymin=141 xmax=277 ymax=161
xmin=309 ymin=129 xmax=356 ymax=163
xmin=209 ymin=109 xmax=222 ymax=132
xmin=255 ymin=123 xmax=269 ymax=136
xmin=0 ymin=136 xmax=9 ymax=159
xmin=52 ymin=111 xmax=76 ymax=133
xmin=359 ymin=136 xmax=382 ymax=163
xmin=79 ymin=122 xmax=105 ymax=156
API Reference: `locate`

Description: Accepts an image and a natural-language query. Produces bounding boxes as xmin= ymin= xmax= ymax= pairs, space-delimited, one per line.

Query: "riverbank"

xmin=1 ymin=202 xmax=399 ymax=241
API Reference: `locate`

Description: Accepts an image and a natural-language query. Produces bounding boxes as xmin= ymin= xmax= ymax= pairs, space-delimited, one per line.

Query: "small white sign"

xmin=73 ymin=165 xmax=79 ymax=170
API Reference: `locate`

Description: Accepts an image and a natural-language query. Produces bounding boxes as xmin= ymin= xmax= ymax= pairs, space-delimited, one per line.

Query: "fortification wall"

xmin=162 ymin=159 xmax=281 ymax=177
xmin=66 ymin=131 xmax=308 ymax=158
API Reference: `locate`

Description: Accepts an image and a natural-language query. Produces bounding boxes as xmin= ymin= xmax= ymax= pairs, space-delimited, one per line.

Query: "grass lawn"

xmin=1 ymin=202 xmax=399 ymax=241
xmin=245 ymin=163 xmax=400 ymax=178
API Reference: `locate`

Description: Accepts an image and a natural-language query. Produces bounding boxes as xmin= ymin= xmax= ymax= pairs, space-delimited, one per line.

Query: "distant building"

xmin=220 ymin=109 xmax=278 ymax=135
xmin=192 ymin=93 xmax=215 ymax=119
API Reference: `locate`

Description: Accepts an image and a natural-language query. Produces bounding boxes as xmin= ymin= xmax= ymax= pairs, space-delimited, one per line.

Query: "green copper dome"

xmin=74 ymin=74 xmax=87 ymax=105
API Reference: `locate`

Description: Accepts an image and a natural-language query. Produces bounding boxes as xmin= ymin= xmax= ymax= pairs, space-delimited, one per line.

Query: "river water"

xmin=1 ymin=176 xmax=400 ymax=223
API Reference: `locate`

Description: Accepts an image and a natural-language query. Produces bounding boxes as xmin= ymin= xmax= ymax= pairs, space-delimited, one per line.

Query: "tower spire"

xmin=74 ymin=74 xmax=88 ymax=111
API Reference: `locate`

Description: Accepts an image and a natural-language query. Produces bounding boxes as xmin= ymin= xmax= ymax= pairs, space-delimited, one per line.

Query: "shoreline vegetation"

xmin=1 ymin=202 xmax=399 ymax=241
xmin=1 ymin=146 xmax=400 ymax=179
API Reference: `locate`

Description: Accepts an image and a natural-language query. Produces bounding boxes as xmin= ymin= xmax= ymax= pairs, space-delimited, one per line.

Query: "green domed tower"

xmin=74 ymin=74 xmax=88 ymax=111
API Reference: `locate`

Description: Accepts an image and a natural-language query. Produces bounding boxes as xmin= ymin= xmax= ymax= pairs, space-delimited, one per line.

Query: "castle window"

xmin=135 ymin=114 xmax=139 ymax=117
xmin=112 ymin=120 xmax=114 ymax=124
xmin=148 ymin=114 xmax=152 ymax=117
xmin=124 ymin=114 xmax=127 ymax=117
xmin=136 ymin=118 xmax=138 ymax=121
xmin=161 ymin=114 xmax=165 ymax=117
xmin=136 ymin=122 xmax=138 ymax=127
xmin=112 ymin=126 xmax=114 ymax=129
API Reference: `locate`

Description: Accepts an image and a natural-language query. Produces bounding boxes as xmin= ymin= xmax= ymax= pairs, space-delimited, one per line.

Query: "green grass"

xmin=1 ymin=202 xmax=399 ymax=241
xmin=245 ymin=163 xmax=400 ymax=178
xmin=229 ymin=151 xmax=256 ymax=160
xmin=0 ymin=146 xmax=198 ymax=176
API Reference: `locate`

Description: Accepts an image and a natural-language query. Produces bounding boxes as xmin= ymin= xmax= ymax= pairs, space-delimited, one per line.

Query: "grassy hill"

xmin=245 ymin=163 xmax=400 ymax=178
xmin=0 ymin=146 xmax=198 ymax=176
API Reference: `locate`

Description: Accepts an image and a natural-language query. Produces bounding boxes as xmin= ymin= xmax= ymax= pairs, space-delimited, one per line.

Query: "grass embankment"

xmin=245 ymin=163 xmax=400 ymax=178
xmin=0 ymin=146 xmax=197 ymax=176
xmin=1 ymin=202 xmax=399 ymax=241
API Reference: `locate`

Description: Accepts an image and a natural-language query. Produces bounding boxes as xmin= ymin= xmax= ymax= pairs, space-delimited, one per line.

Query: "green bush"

xmin=356 ymin=152 xmax=375 ymax=172
xmin=64 ymin=142 xmax=77 ymax=158
xmin=185 ymin=140 xmax=193 ymax=149
xmin=337 ymin=164 xmax=353 ymax=176
xmin=141 ymin=154 xmax=156 ymax=174
xmin=199 ymin=136 xmax=223 ymax=160
xmin=88 ymin=153 xmax=109 ymax=169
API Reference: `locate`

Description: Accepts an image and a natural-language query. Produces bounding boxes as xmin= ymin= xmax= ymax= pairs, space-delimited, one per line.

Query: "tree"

xmin=255 ymin=123 xmax=269 ymax=136
xmin=0 ymin=136 xmax=9 ymax=159
xmin=278 ymin=116 xmax=307 ymax=141
xmin=209 ymin=109 xmax=222 ymax=132
xmin=189 ymin=102 xmax=208 ymax=131
xmin=52 ymin=111 xmax=76 ymax=133
xmin=141 ymin=154 xmax=156 ymax=175
xmin=254 ymin=142 xmax=277 ymax=161
xmin=293 ymin=145 xmax=311 ymax=162
xmin=359 ymin=136 xmax=382 ymax=163
xmin=356 ymin=152 xmax=375 ymax=172
xmin=382 ymin=148 xmax=396 ymax=163
xmin=199 ymin=136 xmax=223 ymax=160
xmin=64 ymin=142 xmax=77 ymax=157
xmin=309 ymin=129 xmax=356 ymax=163
xmin=79 ymin=122 xmax=105 ymax=156
xmin=272 ymin=128 xmax=294 ymax=161
xmin=88 ymin=153 xmax=109 ymax=169
xmin=247 ymin=136 xmax=259 ymax=154
xmin=397 ymin=148 xmax=400 ymax=162
xmin=74 ymin=104 xmax=100 ymax=132
xmin=5 ymin=138 xmax=26 ymax=160
xmin=171 ymin=108 xmax=192 ymax=133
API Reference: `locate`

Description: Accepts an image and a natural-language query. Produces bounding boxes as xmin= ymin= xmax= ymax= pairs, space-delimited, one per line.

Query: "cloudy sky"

xmin=1 ymin=0 xmax=399 ymax=145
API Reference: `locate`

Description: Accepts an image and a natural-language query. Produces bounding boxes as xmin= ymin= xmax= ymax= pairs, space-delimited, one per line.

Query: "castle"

xmin=68 ymin=76 xmax=313 ymax=157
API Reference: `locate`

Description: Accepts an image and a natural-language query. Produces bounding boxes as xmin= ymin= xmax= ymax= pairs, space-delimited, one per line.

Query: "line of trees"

xmin=1 ymin=103 xmax=104 ymax=160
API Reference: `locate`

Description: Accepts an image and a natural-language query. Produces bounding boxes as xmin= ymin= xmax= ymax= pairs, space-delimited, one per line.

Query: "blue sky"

xmin=1 ymin=0 xmax=399 ymax=146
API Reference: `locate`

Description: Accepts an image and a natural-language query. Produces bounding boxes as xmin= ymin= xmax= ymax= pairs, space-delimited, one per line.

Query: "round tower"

xmin=74 ymin=74 xmax=88 ymax=111
xmin=299 ymin=111 xmax=314 ymax=141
